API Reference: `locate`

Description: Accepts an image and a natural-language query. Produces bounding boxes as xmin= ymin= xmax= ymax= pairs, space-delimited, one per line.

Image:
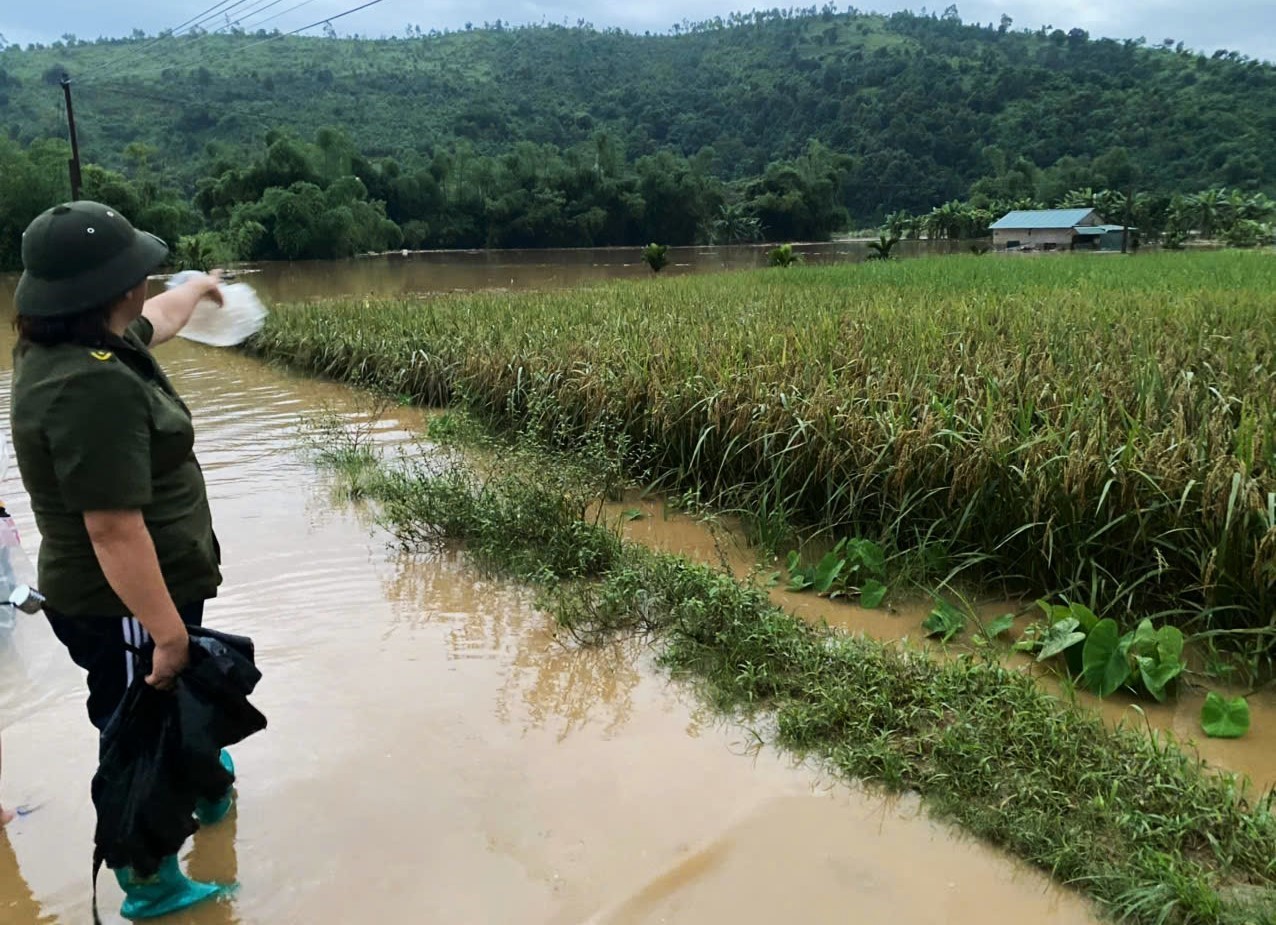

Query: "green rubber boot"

xmin=114 ymin=855 xmax=230 ymax=920
xmin=195 ymin=750 xmax=236 ymax=826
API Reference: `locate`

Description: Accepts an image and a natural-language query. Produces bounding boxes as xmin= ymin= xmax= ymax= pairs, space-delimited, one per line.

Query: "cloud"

xmin=2 ymin=1 xmax=1272 ymax=61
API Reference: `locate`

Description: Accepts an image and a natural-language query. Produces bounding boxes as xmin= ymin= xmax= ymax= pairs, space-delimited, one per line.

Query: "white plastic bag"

xmin=166 ymin=271 xmax=268 ymax=347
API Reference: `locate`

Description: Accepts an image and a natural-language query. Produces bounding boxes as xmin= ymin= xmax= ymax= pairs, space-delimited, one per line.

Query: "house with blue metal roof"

xmin=989 ymin=208 xmax=1134 ymax=251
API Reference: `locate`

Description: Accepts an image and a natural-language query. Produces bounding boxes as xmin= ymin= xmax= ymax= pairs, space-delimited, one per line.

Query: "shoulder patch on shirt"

xmin=89 ymin=350 xmax=114 ymax=362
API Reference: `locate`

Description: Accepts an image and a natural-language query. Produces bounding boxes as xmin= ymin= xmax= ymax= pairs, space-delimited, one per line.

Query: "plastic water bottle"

xmin=0 ymin=503 xmax=41 ymax=632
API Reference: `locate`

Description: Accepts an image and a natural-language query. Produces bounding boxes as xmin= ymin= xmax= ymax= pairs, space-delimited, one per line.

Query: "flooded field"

xmin=613 ymin=495 xmax=1276 ymax=795
xmin=0 ymin=239 xmax=969 ymax=309
xmin=2 ymin=249 xmax=1270 ymax=924
xmin=0 ymin=318 xmax=1097 ymax=922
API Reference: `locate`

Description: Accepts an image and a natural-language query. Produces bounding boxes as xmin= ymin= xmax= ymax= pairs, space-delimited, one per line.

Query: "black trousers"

xmin=45 ymin=601 xmax=206 ymax=731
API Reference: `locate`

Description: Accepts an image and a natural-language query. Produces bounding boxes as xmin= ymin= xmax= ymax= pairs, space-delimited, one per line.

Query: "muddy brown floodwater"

xmin=613 ymin=495 xmax=1276 ymax=796
xmin=0 ymin=239 xmax=970 ymax=310
xmin=0 ymin=316 xmax=1097 ymax=920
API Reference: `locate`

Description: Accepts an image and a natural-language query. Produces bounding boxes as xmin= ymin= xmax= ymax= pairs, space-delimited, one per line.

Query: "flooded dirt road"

xmin=0 ymin=329 xmax=1099 ymax=924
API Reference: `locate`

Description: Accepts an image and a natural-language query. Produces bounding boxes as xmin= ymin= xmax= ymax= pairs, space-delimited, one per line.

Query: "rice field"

xmin=250 ymin=251 xmax=1276 ymax=644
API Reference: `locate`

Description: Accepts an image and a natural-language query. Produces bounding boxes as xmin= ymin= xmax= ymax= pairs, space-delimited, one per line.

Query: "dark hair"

xmin=14 ymin=302 xmax=115 ymax=347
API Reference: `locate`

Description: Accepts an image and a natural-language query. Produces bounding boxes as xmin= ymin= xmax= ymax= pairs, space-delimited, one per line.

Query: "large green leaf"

xmin=1137 ymin=656 xmax=1184 ymax=702
xmin=983 ymin=613 xmax=1015 ymax=641
xmin=1037 ymin=617 xmax=1087 ymax=662
xmin=1036 ymin=599 xmax=1099 ymax=633
xmin=846 ymin=538 xmax=886 ymax=579
xmin=859 ymin=578 xmax=887 ymax=609
xmin=922 ymin=600 xmax=966 ymax=642
xmin=1126 ymin=620 xmax=1185 ymax=700
xmin=1130 ymin=618 xmax=1158 ymax=655
xmin=1081 ymin=619 xmax=1130 ymax=697
xmin=786 ymin=550 xmax=813 ymax=591
xmin=1200 ymin=692 xmax=1250 ymax=738
xmin=1066 ymin=602 xmax=1100 ymax=633
xmin=811 ymin=551 xmax=845 ymax=594
xmin=1155 ymin=624 xmax=1185 ymax=665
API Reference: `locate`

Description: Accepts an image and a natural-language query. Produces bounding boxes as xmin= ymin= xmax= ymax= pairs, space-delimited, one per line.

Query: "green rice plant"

xmin=249 ymin=251 xmax=1276 ymax=651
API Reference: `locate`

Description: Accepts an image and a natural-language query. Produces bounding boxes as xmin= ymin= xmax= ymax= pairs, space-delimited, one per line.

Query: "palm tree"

xmin=1093 ymin=189 xmax=1126 ymax=222
xmin=883 ymin=210 xmax=914 ymax=239
xmin=1241 ymin=192 xmax=1275 ymax=223
xmin=1222 ymin=188 xmax=1247 ymax=228
xmin=642 ymin=243 xmax=669 ymax=273
xmin=1190 ymin=188 xmax=1226 ymax=239
xmin=1163 ymin=194 xmax=1194 ymax=246
xmin=1059 ymin=188 xmax=1097 ymax=208
xmin=707 ymin=203 xmax=763 ymax=245
xmin=866 ymin=234 xmax=900 ymax=260
xmin=924 ymin=200 xmax=966 ymax=240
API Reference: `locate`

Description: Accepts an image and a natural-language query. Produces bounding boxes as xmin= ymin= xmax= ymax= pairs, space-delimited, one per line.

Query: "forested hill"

xmin=2 ymin=7 xmax=1274 ymax=219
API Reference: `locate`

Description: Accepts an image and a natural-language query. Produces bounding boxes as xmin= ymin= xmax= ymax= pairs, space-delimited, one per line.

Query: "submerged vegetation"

xmin=302 ymin=418 xmax=1276 ymax=925
xmin=251 ymin=252 xmax=1276 ymax=663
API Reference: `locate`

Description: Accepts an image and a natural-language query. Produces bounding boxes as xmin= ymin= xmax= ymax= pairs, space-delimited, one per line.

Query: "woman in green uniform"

xmin=9 ymin=201 xmax=235 ymax=919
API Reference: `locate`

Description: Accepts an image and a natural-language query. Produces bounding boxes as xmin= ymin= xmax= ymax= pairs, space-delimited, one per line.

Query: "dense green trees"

xmin=2 ymin=9 xmax=1273 ymax=218
xmin=2 ymin=8 xmax=1274 ymax=268
xmin=0 ymin=126 xmax=853 ymax=268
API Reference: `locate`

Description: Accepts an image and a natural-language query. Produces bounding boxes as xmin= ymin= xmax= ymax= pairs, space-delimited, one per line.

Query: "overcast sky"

xmin=1 ymin=0 xmax=1271 ymax=63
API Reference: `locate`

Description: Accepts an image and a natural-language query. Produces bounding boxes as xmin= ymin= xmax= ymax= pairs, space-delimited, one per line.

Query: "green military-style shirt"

xmin=10 ymin=316 xmax=221 ymax=616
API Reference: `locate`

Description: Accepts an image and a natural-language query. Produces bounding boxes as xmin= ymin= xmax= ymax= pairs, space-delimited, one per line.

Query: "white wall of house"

xmin=993 ymin=228 xmax=1076 ymax=249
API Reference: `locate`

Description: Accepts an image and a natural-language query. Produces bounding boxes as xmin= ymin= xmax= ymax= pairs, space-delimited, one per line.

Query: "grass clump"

xmin=311 ymin=429 xmax=1276 ymax=925
xmin=250 ymin=252 xmax=1276 ymax=660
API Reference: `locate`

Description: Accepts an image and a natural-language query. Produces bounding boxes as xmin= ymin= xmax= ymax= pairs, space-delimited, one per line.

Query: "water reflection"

xmin=378 ymin=546 xmax=645 ymax=742
xmin=0 ymin=830 xmax=55 ymax=925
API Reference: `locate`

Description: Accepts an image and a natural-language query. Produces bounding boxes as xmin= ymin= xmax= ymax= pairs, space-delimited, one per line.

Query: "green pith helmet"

xmin=14 ymin=200 xmax=169 ymax=318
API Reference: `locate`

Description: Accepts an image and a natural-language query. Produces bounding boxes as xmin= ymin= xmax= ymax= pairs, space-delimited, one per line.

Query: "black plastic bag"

xmin=90 ymin=626 xmax=267 ymax=918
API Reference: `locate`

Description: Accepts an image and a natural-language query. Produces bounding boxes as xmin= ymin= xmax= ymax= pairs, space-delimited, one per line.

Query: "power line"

xmin=84 ymin=0 xmax=275 ymax=86
xmin=235 ymin=0 xmax=393 ymax=52
xmin=161 ymin=0 xmax=245 ymax=39
xmin=83 ymin=0 xmax=243 ymax=83
xmin=239 ymin=0 xmax=321 ymax=32
xmin=84 ymin=0 xmax=382 ymax=87
xmin=179 ymin=0 xmax=261 ymax=38
xmin=81 ymin=0 xmax=300 ymax=87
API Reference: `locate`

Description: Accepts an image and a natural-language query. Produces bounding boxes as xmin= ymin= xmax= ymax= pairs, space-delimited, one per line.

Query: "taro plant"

xmin=1017 ymin=599 xmax=1186 ymax=701
xmin=920 ymin=600 xmax=1012 ymax=645
xmin=785 ymin=537 xmax=887 ymax=607
xmin=1200 ymin=692 xmax=1250 ymax=738
xmin=921 ymin=598 xmax=966 ymax=641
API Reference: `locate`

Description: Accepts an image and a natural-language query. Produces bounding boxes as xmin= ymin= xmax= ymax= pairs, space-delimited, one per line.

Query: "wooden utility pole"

xmin=60 ymin=74 xmax=83 ymax=200
xmin=1121 ymin=183 xmax=1135 ymax=254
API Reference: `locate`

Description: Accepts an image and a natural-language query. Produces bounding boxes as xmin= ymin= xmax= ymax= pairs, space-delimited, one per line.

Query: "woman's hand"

xmin=147 ymin=634 xmax=191 ymax=690
xmin=142 ymin=269 xmax=224 ymax=346
xmin=83 ymin=509 xmax=194 ymax=690
xmin=182 ymin=270 xmax=224 ymax=307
